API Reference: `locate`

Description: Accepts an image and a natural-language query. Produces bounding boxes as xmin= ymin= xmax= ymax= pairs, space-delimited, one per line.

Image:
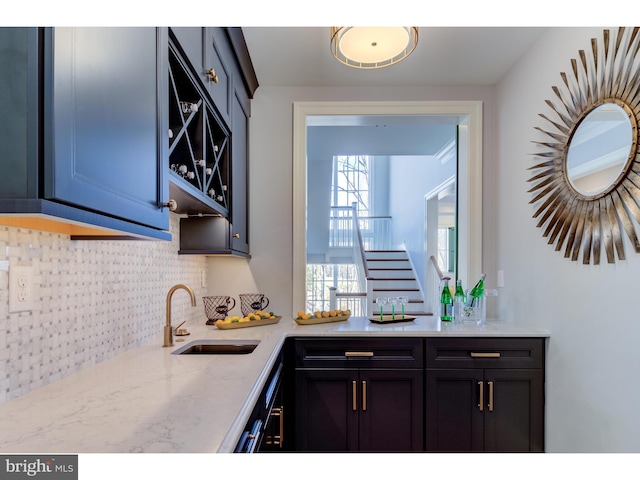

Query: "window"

xmin=306 ymin=263 xmax=363 ymax=314
xmin=332 ymin=155 xmax=371 ymax=215
xmin=329 ymin=155 xmax=372 ymax=248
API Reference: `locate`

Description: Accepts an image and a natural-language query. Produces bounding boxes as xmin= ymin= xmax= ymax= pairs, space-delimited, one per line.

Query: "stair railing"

xmin=352 ymin=202 xmax=370 ymax=283
xmin=352 ymin=203 xmax=374 ymax=315
xmin=429 ymin=255 xmax=445 ymax=314
xmin=328 ymin=203 xmax=394 ymax=316
xmin=329 ymin=287 xmax=367 ymax=316
xmin=329 ymin=206 xmax=354 ymax=247
xmin=326 ymin=203 xmax=370 ymax=315
xmin=399 ymin=242 xmax=429 ymax=314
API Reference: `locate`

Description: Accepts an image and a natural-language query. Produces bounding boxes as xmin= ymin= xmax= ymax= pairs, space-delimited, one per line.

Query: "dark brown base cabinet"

xmin=238 ymin=336 xmax=545 ymax=453
xmin=425 ymin=338 xmax=545 ymax=452
xmin=293 ymin=338 xmax=424 ymax=452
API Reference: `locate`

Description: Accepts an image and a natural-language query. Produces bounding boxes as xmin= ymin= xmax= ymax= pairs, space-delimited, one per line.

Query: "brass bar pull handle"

xmin=352 ymin=381 xmax=357 ymax=411
xmin=478 ymin=381 xmax=484 ymax=412
xmin=470 ymin=352 xmax=501 ymax=358
xmin=273 ymin=406 xmax=284 ymax=447
xmin=488 ymin=381 xmax=494 ymax=412
xmin=266 ymin=407 xmax=282 ymax=446
xmin=345 ymin=351 xmax=374 ymax=357
xmin=362 ymin=381 xmax=367 ymax=411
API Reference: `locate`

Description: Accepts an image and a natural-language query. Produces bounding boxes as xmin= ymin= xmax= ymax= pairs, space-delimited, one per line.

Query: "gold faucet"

xmin=164 ymin=284 xmax=197 ymax=347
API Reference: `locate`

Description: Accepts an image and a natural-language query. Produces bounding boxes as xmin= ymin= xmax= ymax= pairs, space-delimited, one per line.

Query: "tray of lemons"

xmin=214 ymin=311 xmax=281 ymax=330
xmin=295 ymin=309 xmax=351 ymax=325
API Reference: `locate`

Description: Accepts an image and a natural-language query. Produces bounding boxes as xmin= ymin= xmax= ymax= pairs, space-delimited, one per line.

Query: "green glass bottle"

xmin=467 ymin=273 xmax=486 ymax=307
xmin=453 ymin=279 xmax=466 ymax=321
xmin=440 ymin=278 xmax=453 ymax=322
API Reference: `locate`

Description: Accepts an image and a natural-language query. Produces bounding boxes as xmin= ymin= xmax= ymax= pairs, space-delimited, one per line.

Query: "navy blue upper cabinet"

xmin=168 ymin=33 xmax=231 ymax=218
xmin=169 ymin=27 xmax=257 ymax=256
xmin=230 ymin=80 xmax=250 ymax=254
xmin=44 ymin=28 xmax=169 ymax=232
xmin=0 ymin=27 xmax=170 ymax=240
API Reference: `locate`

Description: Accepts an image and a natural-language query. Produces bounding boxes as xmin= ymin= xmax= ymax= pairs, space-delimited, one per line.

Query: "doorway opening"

xmin=292 ymin=101 xmax=482 ymax=318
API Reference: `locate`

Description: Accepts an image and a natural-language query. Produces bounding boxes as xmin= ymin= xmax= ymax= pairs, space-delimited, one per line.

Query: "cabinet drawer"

xmin=295 ymin=338 xmax=423 ymax=369
xmin=426 ymin=337 xmax=544 ymax=369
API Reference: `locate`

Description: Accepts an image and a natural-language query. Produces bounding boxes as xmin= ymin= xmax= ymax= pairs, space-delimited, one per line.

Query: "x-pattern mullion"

xmin=168 ymin=67 xmax=202 ymax=156
xmin=212 ymin=137 xmax=229 ymax=208
xmin=203 ymin=113 xmax=219 ymax=193
xmin=190 ymin=112 xmax=206 ymax=191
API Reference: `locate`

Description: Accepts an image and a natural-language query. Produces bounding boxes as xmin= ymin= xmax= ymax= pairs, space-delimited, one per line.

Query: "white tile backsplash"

xmin=0 ymin=214 xmax=208 ymax=403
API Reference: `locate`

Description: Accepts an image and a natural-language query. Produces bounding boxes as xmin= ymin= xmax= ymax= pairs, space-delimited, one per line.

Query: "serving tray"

xmin=214 ymin=316 xmax=281 ymax=330
xmin=295 ymin=314 xmax=350 ymax=325
xmin=369 ymin=315 xmax=416 ymax=324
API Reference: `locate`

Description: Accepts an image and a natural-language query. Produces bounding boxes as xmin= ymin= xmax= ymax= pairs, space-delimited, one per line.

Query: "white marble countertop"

xmin=0 ymin=315 xmax=549 ymax=453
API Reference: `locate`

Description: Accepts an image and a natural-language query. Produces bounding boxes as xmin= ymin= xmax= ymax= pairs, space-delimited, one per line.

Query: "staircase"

xmin=365 ymin=250 xmax=428 ymax=315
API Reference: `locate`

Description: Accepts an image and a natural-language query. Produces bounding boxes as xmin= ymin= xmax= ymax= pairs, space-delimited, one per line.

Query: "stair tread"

xmin=368 ymin=277 xmax=416 ymax=280
xmin=368 ymin=267 xmax=412 ymax=270
xmin=362 ymin=247 xmax=426 ymax=314
xmin=366 ymin=250 xmax=405 ymax=252
xmin=366 ymin=258 xmax=409 ymax=261
xmin=372 ymin=288 xmax=420 ymax=292
xmin=374 ymin=298 xmax=424 ymax=305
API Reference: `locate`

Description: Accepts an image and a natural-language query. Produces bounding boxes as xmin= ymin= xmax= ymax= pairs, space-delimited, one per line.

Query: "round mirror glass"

xmin=566 ymin=103 xmax=633 ymax=197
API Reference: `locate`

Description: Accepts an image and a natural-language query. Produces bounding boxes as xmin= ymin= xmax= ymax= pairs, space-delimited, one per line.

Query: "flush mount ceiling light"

xmin=330 ymin=27 xmax=419 ymax=69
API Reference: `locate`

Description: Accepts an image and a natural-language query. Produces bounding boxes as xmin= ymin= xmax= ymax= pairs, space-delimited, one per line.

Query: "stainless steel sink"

xmin=172 ymin=339 xmax=260 ymax=355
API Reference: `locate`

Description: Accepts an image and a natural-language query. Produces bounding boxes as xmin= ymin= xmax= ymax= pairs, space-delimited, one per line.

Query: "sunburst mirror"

xmin=529 ymin=27 xmax=640 ymax=264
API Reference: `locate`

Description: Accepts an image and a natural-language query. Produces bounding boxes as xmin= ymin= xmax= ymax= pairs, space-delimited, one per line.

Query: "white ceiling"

xmin=242 ymin=27 xmax=548 ymax=88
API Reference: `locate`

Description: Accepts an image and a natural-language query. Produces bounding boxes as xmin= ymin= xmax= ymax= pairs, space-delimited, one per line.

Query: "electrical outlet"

xmin=9 ymin=265 xmax=34 ymax=312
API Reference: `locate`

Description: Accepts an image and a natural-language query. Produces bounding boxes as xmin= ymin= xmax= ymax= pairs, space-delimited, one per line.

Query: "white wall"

xmin=496 ymin=26 xmax=640 ymax=452
xmin=389 ymin=153 xmax=456 ymax=286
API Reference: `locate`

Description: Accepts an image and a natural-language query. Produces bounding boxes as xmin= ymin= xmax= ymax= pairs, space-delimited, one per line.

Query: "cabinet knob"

xmin=163 ymin=199 xmax=178 ymax=212
xmin=233 ymin=233 xmax=240 ymax=238
xmin=206 ymin=68 xmax=219 ymax=83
